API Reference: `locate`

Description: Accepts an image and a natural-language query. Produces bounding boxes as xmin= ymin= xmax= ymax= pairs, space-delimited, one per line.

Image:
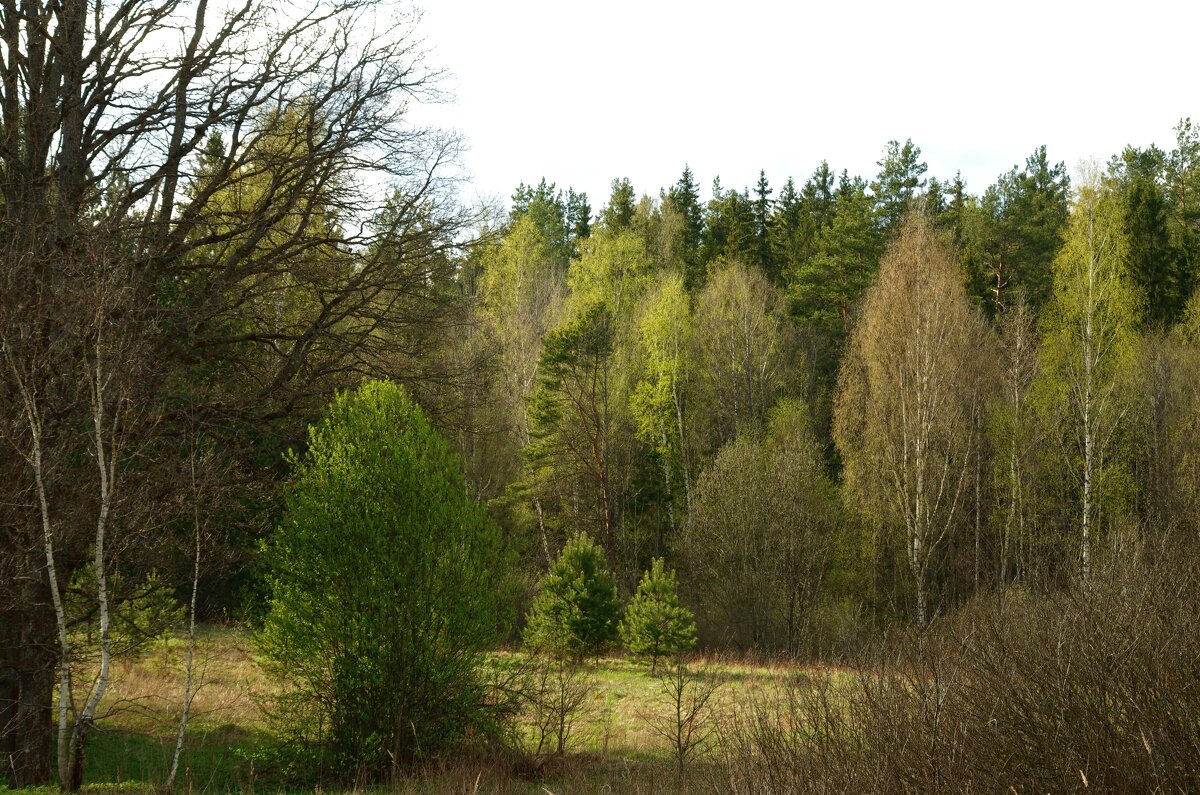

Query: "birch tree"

xmin=692 ymin=261 xmax=794 ymax=455
xmin=989 ymin=294 xmax=1042 ymax=586
xmin=630 ymin=274 xmax=694 ymax=537
xmin=0 ymin=249 xmax=139 ymax=791
xmin=1035 ymin=168 xmax=1139 ymax=581
xmin=685 ymin=399 xmax=838 ymax=654
xmin=478 ymin=213 xmax=568 ymax=553
xmin=834 ymin=212 xmax=989 ymax=627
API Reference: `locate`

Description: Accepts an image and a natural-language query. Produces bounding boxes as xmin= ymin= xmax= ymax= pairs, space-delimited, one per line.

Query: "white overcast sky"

xmin=409 ymin=0 xmax=1198 ymax=211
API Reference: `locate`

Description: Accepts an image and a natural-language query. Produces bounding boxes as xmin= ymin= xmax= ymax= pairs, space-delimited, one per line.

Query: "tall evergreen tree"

xmin=1166 ymin=119 xmax=1200 ymax=278
xmin=511 ymin=179 xmax=576 ymax=262
xmin=567 ymin=189 xmax=593 ymax=242
xmin=665 ymin=166 xmax=705 ymax=291
xmin=525 ymin=303 xmax=618 ymax=549
xmin=1111 ymin=144 xmax=1193 ymax=326
xmin=871 ymin=139 xmax=928 ymax=232
xmin=789 ymin=173 xmax=883 ymax=345
xmin=702 ymin=178 xmax=757 ymax=267
xmin=752 ymin=170 xmax=778 ymax=281
xmin=1124 ymin=173 xmax=1186 ymax=326
xmin=976 ymin=147 xmax=1071 ymax=313
xmin=769 ymin=176 xmax=803 ymax=270
xmin=601 ymin=178 xmax=637 ymax=231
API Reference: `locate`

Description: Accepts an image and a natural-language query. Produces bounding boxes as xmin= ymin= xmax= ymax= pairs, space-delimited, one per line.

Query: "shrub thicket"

xmin=713 ymin=538 xmax=1200 ymax=793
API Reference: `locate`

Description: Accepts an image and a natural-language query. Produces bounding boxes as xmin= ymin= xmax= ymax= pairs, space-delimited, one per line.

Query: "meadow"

xmin=7 ymin=626 xmax=834 ymax=794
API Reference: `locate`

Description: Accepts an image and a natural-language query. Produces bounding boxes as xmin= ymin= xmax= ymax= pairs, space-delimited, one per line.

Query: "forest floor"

xmin=1 ymin=625 xmax=846 ymax=794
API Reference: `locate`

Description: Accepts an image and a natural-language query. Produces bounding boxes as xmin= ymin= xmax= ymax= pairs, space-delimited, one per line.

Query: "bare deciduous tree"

xmin=834 ymin=212 xmax=993 ymax=627
xmin=0 ymin=0 xmax=476 ymax=784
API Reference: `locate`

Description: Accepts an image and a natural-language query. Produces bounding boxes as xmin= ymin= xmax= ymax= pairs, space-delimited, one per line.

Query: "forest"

xmin=1 ymin=0 xmax=1200 ymax=791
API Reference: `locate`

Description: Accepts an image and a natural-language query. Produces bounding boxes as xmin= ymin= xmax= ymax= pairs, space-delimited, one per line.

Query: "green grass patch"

xmin=5 ymin=626 xmax=847 ymax=793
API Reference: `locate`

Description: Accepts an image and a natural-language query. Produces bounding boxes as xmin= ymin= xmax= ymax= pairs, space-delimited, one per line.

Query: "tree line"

xmin=461 ymin=128 xmax=1200 ymax=653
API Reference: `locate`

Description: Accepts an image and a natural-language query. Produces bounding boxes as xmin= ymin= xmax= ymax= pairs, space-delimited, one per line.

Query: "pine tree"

xmin=871 ymin=139 xmax=928 ymax=232
xmin=524 ymin=532 xmax=622 ymax=659
xmin=620 ymin=558 xmax=696 ymax=672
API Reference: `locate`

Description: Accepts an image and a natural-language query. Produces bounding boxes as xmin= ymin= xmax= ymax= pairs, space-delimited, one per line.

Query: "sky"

xmin=408 ymin=0 xmax=1198 ymax=211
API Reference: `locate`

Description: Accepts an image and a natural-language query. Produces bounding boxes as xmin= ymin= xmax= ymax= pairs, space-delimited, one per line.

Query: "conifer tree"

xmin=665 ymin=166 xmax=705 ymax=291
xmin=620 ymin=559 xmax=696 ymax=672
xmin=525 ymin=533 xmax=622 ymax=659
xmin=871 ymin=139 xmax=928 ymax=232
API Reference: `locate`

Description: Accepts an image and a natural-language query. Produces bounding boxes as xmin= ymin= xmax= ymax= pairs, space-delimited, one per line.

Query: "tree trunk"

xmin=9 ymin=613 xmax=55 ymax=788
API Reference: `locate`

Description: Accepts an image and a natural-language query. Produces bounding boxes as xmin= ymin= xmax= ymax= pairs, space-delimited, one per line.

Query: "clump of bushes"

xmin=258 ymin=381 xmax=511 ymax=784
xmin=715 ymin=537 xmax=1200 ymax=793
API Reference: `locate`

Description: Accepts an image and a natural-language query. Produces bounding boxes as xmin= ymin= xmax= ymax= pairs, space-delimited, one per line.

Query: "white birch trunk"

xmin=167 ymin=496 xmax=202 ymax=793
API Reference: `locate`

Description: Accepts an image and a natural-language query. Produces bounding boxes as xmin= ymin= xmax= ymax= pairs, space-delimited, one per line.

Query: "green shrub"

xmin=258 ymin=380 xmax=509 ymax=783
xmin=620 ymin=558 xmax=696 ymax=671
xmin=524 ymin=533 xmax=620 ymax=659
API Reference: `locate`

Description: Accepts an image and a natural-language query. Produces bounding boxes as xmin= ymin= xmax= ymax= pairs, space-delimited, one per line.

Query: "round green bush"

xmin=258 ymin=380 xmax=508 ymax=781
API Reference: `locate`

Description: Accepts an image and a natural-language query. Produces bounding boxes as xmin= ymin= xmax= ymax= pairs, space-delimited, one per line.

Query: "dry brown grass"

xmin=69 ymin=630 xmax=849 ymax=793
xmin=92 ymin=625 xmax=271 ymax=737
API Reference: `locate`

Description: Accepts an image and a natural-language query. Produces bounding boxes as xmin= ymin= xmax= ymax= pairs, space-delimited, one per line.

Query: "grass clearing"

xmin=6 ymin=626 xmax=849 ymax=794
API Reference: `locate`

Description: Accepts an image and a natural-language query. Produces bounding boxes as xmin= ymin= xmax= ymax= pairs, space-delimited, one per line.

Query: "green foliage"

xmin=976 ymin=147 xmax=1072 ymax=312
xmin=686 ymin=399 xmax=840 ymax=653
xmin=752 ymin=170 xmax=777 ymax=281
xmin=567 ymin=227 xmax=653 ymax=318
xmin=619 ymin=558 xmax=696 ymax=670
xmin=525 ymin=532 xmax=622 ymax=659
xmin=629 ymin=273 xmax=692 ymax=516
xmin=871 ymin=139 xmax=928 ymax=231
xmin=788 ymin=173 xmax=883 ymax=347
xmin=1110 ymin=144 xmax=1195 ymax=327
xmin=664 ymin=166 xmax=705 ymax=291
xmin=511 ymin=178 xmax=587 ymax=261
xmin=1034 ymin=172 xmax=1140 ymax=572
xmin=601 ymin=178 xmax=637 ymax=231
xmin=692 ymin=261 xmax=795 ymax=453
xmin=524 ymin=302 xmax=617 ymax=541
xmin=65 ymin=567 xmax=185 ymax=656
xmin=702 ymin=178 xmax=758 ymax=268
xmin=258 ymin=380 xmax=508 ymax=780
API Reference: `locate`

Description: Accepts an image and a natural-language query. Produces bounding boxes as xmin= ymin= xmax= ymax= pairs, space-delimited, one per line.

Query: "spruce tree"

xmin=666 ymin=166 xmax=705 ymax=291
